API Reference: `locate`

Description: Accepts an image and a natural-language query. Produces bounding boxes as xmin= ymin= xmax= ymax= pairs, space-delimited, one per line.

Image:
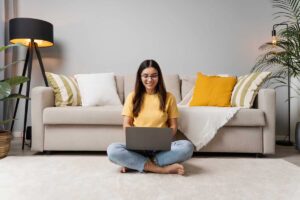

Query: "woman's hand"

xmin=123 ymin=116 xmax=134 ymax=131
xmin=168 ymin=118 xmax=178 ymax=137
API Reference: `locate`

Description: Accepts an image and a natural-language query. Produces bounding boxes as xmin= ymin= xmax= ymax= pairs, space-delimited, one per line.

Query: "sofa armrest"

xmin=31 ymin=86 xmax=54 ymax=151
xmin=257 ymin=89 xmax=276 ymax=154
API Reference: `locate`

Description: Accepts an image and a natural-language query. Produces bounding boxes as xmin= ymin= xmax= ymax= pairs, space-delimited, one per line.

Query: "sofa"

xmin=31 ymin=74 xmax=276 ymax=155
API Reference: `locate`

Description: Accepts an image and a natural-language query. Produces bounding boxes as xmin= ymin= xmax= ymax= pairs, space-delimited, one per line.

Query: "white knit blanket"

xmin=177 ymin=105 xmax=240 ymax=150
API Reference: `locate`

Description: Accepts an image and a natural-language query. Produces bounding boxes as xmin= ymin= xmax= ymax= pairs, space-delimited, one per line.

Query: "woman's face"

xmin=141 ymin=67 xmax=159 ymax=93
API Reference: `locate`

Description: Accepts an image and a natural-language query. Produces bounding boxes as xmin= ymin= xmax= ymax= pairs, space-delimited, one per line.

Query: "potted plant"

xmin=252 ymin=0 xmax=300 ymax=148
xmin=0 ymin=44 xmax=28 ymax=158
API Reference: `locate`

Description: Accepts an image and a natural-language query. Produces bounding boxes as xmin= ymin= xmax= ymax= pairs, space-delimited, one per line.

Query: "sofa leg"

xmin=255 ymin=153 xmax=264 ymax=158
xmin=44 ymin=151 xmax=51 ymax=155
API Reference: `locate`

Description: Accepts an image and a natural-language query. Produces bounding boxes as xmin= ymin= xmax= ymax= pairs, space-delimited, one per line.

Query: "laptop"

xmin=126 ymin=127 xmax=172 ymax=151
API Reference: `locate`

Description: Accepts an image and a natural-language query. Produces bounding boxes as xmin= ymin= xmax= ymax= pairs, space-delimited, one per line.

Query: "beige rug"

xmin=0 ymin=156 xmax=300 ymax=200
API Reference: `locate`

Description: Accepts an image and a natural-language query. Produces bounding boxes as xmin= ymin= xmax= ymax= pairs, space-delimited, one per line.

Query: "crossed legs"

xmin=107 ymin=140 xmax=194 ymax=175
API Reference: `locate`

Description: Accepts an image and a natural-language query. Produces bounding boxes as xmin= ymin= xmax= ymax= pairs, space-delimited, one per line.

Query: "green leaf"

xmin=0 ymin=60 xmax=25 ymax=72
xmin=0 ymin=82 xmax=11 ymax=99
xmin=0 ymin=44 xmax=27 ymax=102
xmin=1 ymin=94 xmax=30 ymax=101
xmin=0 ymin=119 xmax=13 ymax=125
xmin=0 ymin=44 xmax=22 ymax=52
xmin=3 ymin=76 xmax=29 ymax=87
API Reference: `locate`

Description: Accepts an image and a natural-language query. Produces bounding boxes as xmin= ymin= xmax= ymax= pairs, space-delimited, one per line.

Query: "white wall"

xmin=17 ymin=0 xmax=272 ymax=75
xmin=12 ymin=0 xmax=290 ymax=138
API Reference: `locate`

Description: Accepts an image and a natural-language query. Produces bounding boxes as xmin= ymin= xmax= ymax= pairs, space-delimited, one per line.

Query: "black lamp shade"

xmin=9 ymin=18 xmax=54 ymax=47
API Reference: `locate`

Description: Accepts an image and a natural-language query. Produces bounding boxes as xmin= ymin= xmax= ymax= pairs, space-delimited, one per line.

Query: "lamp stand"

xmin=10 ymin=40 xmax=49 ymax=150
xmin=272 ymin=23 xmax=294 ymax=146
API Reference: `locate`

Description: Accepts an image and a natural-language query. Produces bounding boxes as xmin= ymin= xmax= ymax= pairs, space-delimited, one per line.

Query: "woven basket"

xmin=0 ymin=131 xmax=12 ymax=158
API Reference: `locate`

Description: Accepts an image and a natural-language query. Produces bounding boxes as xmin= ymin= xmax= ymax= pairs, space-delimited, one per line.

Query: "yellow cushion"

xmin=189 ymin=73 xmax=237 ymax=107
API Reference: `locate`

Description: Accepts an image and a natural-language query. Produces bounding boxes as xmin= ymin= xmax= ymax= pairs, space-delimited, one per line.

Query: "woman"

xmin=107 ymin=59 xmax=194 ymax=175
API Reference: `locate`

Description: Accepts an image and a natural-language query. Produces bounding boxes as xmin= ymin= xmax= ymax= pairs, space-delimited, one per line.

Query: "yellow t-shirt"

xmin=122 ymin=92 xmax=179 ymax=127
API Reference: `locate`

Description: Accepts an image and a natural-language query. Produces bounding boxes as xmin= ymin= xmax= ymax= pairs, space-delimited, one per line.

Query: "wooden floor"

xmin=7 ymin=137 xmax=300 ymax=167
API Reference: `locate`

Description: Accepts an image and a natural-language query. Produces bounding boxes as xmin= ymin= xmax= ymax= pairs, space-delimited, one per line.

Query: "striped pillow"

xmin=46 ymin=72 xmax=82 ymax=106
xmin=231 ymin=72 xmax=271 ymax=108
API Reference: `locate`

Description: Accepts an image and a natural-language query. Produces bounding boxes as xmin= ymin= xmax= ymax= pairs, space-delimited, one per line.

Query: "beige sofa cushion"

xmin=124 ymin=74 xmax=181 ymax=103
xmin=43 ymin=105 xmax=123 ymax=125
xmin=43 ymin=105 xmax=264 ymax=126
xmin=225 ymin=108 xmax=265 ymax=126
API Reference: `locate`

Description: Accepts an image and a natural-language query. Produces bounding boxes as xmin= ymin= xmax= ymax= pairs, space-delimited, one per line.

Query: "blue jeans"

xmin=107 ymin=140 xmax=194 ymax=172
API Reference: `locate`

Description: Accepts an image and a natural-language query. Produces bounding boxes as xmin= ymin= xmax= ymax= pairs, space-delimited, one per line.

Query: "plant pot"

xmin=0 ymin=130 xmax=12 ymax=158
xmin=296 ymin=122 xmax=300 ymax=151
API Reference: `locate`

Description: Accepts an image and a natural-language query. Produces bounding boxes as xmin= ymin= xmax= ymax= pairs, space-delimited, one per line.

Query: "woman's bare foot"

xmin=120 ymin=167 xmax=136 ymax=173
xmin=163 ymin=163 xmax=185 ymax=175
xmin=144 ymin=160 xmax=185 ymax=175
xmin=120 ymin=167 xmax=127 ymax=173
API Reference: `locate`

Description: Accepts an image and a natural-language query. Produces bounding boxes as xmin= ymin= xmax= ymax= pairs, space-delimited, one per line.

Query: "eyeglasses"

xmin=141 ymin=74 xmax=159 ymax=80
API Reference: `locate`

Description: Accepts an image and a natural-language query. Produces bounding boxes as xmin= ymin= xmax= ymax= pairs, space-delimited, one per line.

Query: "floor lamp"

xmin=272 ymin=23 xmax=293 ymax=146
xmin=9 ymin=18 xmax=54 ymax=149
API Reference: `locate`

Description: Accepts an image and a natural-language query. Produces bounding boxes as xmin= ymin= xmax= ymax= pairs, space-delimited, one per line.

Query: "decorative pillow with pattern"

xmin=231 ymin=72 xmax=271 ymax=108
xmin=46 ymin=72 xmax=82 ymax=106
